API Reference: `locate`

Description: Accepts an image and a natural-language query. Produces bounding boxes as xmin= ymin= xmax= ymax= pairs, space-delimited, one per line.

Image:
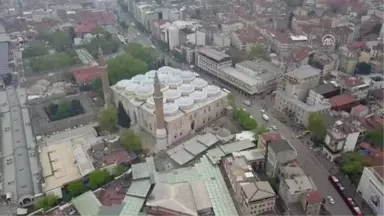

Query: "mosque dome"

xmin=180 ymin=71 xmax=196 ymax=82
xmin=165 ymin=76 xmax=183 ymax=88
xmin=191 ymin=78 xmax=208 ymax=90
xmin=164 ymin=89 xmax=181 ymax=102
xmin=123 ymin=83 xmax=139 ymax=96
xmin=132 ymin=74 xmax=147 ymax=83
xmin=176 ymin=97 xmax=194 ymax=110
xmin=159 ymin=74 xmax=168 ymax=83
xmin=115 ymin=79 xmax=132 ymax=90
xmin=203 ymin=85 xmax=221 ymax=97
xmin=178 ymin=84 xmax=195 ymax=96
xmin=141 ymin=79 xmax=154 ymax=86
xmin=146 ymin=70 xmax=157 ymax=78
xmin=146 ymin=96 xmax=166 ymax=109
xmin=135 ymin=84 xmax=154 ymax=100
xmin=163 ymin=103 xmax=179 ymax=116
xmin=190 ymin=90 xmax=207 ymax=102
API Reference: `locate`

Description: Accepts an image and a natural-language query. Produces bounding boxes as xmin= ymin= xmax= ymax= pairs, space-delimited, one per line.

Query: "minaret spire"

xmin=98 ymin=46 xmax=111 ymax=108
xmin=153 ymin=71 xmax=167 ymax=151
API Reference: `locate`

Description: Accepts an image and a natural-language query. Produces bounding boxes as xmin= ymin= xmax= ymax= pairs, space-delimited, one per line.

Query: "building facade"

xmin=357 ymin=166 xmax=384 ymax=216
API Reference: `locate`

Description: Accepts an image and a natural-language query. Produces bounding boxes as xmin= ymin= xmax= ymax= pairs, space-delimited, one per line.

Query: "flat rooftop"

xmin=285 ymin=64 xmax=320 ymax=80
xmin=220 ymin=67 xmax=261 ymax=86
xmin=198 ymin=47 xmax=231 ymax=62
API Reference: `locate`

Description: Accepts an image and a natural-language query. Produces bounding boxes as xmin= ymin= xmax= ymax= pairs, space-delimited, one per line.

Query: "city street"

xmin=116 ymin=6 xmax=352 ymax=216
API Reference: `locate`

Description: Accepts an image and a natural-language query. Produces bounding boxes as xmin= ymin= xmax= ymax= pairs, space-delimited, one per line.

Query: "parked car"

xmin=327 ymin=196 xmax=335 ymax=205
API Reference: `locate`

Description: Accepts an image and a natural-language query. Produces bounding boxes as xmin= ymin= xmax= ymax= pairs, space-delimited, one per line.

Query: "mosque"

xmin=110 ymin=66 xmax=229 ymax=150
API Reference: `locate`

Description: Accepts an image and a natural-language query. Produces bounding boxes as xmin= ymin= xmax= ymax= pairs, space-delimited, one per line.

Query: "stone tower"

xmin=98 ymin=47 xmax=111 ymax=108
xmin=153 ymin=72 xmax=168 ymax=151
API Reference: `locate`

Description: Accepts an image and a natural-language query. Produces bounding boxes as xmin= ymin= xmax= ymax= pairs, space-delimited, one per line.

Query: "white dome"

xmin=178 ymin=84 xmax=195 ymax=96
xmin=159 ymin=74 xmax=168 ymax=82
xmin=115 ymin=79 xmax=132 ymax=90
xmin=135 ymin=85 xmax=154 ymax=100
xmin=158 ymin=66 xmax=174 ymax=74
xmin=176 ymin=96 xmax=194 ymax=110
xmin=146 ymin=70 xmax=157 ymax=78
xmin=160 ymin=83 xmax=169 ymax=92
xmin=28 ymin=84 xmax=46 ymax=95
xmin=165 ymin=76 xmax=183 ymax=88
xmin=132 ymin=74 xmax=147 ymax=83
xmin=203 ymin=85 xmax=221 ymax=97
xmin=164 ymin=89 xmax=181 ymax=101
xmin=36 ymin=79 xmax=51 ymax=87
xmin=123 ymin=83 xmax=139 ymax=96
xmin=163 ymin=103 xmax=179 ymax=116
xmin=191 ymin=78 xmax=208 ymax=90
xmin=190 ymin=90 xmax=207 ymax=102
xmin=141 ymin=79 xmax=154 ymax=85
xmin=146 ymin=96 xmax=166 ymax=109
xmin=180 ymin=71 xmax=196 ymax=82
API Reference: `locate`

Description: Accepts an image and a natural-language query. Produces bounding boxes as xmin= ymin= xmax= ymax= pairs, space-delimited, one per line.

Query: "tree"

xmin=37 ymin=31 xmax=73 ymax=53
xmin=254 ymin=124 xmax=269 ymax=139
xmin=36 ymin=195 xmax=57 ymax=211
xmin=365 ymin=127 xmax=384 ymax=148
xmin=57 ymin=98 xmax=70 ymax=119
xmin=117 ymin=101 xmax=131 ymax=128
xmin=68 ymin=27 xmax=76 ymax=45
xmin=307 ymin=10 xmax=316 ymax=16
xmin=99 ymin=107 xmax=118 ymax=132
xmin=22 ymin=43 xmax=48 ymax=58
xmin=308 ymin=113 xmax=326 ymax=138
xmin=83 ymin=33 xmax=120 ymax=58
xmin=234 ymin=108 xmax=258 ymax=130
xmin=67 ymin=180 xmax=86 ymax=197
xmin=354 ymin=62 xmax=372 ymax=75
xmin=126 ymin=43 xmax=157 ymax=65
xmin=249 ymin=44 xmax=270 ymax=61
xmin=113 ymin=164 xmax=128 ymax=176
xmin=88 ymin=169 xmax=112 ymax=190
xmin=341 ymin=152 xmax=372 ymax=185
xmin=91 ymin=78 xmax=102 ymax=90
xmin=120 ymin=129 xmax=142 ymax=152
xmin=107 ymin=53 xmax=148 ymax=84
xmin=30 ymin=52 xmax=80 ymax=72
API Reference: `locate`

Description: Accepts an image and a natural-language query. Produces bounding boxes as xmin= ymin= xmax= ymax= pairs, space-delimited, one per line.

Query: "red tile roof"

xmin=352 ymin=104 xmax=368 ymax=112
xmin=72 ymin=66 xmax=102 ymax=83
xmin=153 ymin=19 xmax=167 ymax=26
xmin=261 ymin=132 xmax=282 ymax=142
xmin=79 ymin=11 xmax=117 ymax=26
xmin=75 ymin=23 xmax=97 ymax=33
xmin=341 ymin=75 xmax=366 ymax=88
xmin=306 ymin=191 xmax=322 ymax=204
xmin=236 ymin=27 xmax=266 ymax=44
xmin=330 ymin=95 xmax=356 ymax=107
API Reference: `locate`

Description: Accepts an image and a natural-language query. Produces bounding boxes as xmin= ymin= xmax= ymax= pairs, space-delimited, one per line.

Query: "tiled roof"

xmin=75 ymin=23 xmax=97 ymax=33
xmin=341 ymin=75 xmax=366 ymax=88
xmin=235 ymin=27 xmax=265 ymax=44
xmin=306 ymin=191 xmax=322 ymax=204
xmin=72 ymin=66 xmax=102 ymax=83
xmin=261 ymin=132 xmax=282 ymax=142
xmin=330 ymin=95 xmax=356 ymax=107
xmin=352 ymin=104 xmax=368 ymax=112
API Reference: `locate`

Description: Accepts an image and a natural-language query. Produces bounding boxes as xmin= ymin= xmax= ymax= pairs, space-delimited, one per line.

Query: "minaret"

xmin=98 ymin=47 xmax=111 ymax=108
xmin=153 ymin=72 xmax=168 ymax=151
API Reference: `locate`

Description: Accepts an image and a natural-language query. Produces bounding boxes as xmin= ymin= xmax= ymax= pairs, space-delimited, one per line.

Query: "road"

xmin=116 ymin=5 xmax=352 ymax=216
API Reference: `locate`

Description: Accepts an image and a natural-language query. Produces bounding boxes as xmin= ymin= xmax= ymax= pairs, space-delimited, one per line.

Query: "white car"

xmin=270 ymin=125 xmax=277 ymax=130
xmin=327 ymin=196 xmax=335 ymax=205
xmin=243 ymin=100 xmax=251 ymax=106
xmin=261 ymin=109 xmax=265 ymax=113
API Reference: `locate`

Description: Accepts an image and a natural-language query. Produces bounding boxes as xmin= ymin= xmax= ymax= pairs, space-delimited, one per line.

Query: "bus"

xmin=329 ymin=176 xmax=363 ymax=216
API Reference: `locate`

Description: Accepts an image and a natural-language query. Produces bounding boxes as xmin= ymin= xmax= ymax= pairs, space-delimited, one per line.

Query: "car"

xmin=270 ymin=125 xmax=277 ymax=130
xmin=261 ymin=109 xmax=266 ymax=113
xmin=327 ymin=196 xmax=335 ymax=205
xmin=243 ymin=100 xmax=251 ymax=106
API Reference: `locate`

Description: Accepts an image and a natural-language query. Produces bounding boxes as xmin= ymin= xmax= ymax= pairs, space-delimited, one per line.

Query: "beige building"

xmin=222 ymin=149 xmax=276 ymax=216
xmin=196 ymin=47 xmax=232 ymax=75
xmin=111 ymin=66 xmax=229 ymax=148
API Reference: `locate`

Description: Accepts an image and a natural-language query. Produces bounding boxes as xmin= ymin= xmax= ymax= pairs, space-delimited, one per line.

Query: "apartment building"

xmin=338 ymin=73 xmax=370 ymax=101
xmin=196 ymin=48 xmax=232 ymax=75
xmin=231 ymin=27 xmax=267 ymax=52
xmin=274 ymin=65 xmax=331 ymax=126
xmin=279 ymin=162 xmax=322 ymax=216
xmin=221 ymin=21 xmax=245 ymax=34
xmin=222 ymin=149 xmax=276 ymax=216
xmin=322 ymin=119 xmax=366 ymax=162
xmin=357 ymin=166 xmax=384 ymax=216
xmin=213 ymin=32 xmax=231 ymax=48
xmin=306 ymin=83 xmax=340 ymax=106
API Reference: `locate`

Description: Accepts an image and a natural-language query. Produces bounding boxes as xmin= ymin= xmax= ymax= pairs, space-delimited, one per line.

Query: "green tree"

xmin=307 ymin=10 xmax=316 ymax=16
xmin=254 ymin=124 xmax=269 ymax=139
xmin=57 ymin=98 xmax=70 ymax=118
xmin=308 ymin=113 xmax=326 ymax=138
xmin=113 ymin=164 xmax=128 ymax=176
xmin=37 ymin=31 xmax=73 ymax=52
xmin=107 ymin=53 xmax=147 ymax=84
xmin=234 ymin=108 xmax=257 ymax=130
xmin=83 ymin=33 xmax=120 ymax=58
xmin=99 ymin=107 xmax=118 ymax=132
xmin=30 ymin=52 xmax=80 ymax=72
xmin=249 ymin=44 xmax=270 ymax=61
xmin=88 ymin=169 xmax=111 ymax=189
xmin=91 ymin=78 xmax=102 ymax=90
xmin=23 ymin=43 xmax=49 ymax=58
xmin=365 ymin=127 xmax=384 ymax=148
xmin=341 ymin=152 xmax=372 ymax=185
xmin=117 ymin=101 xmax=131 ymax=128
xmin=126 ymin=43 xmax=157 ymax=65
xmin=67 ymin=180 xmax=86 ymax=197
xmin=36 ymin=195 xmax=57 ymax=211
xmin=120 ymin=129 xmax=142 ymax=152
